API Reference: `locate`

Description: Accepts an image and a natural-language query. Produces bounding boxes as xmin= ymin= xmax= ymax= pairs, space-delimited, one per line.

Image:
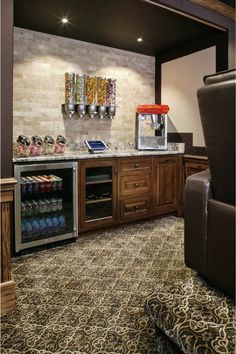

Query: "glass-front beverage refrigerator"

xmin=14 ymin=162 xmax=78 ymax=252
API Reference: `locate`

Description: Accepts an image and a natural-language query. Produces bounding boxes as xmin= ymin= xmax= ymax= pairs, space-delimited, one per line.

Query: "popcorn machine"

xmin=136 ymin=104 xmax=169 ymax=150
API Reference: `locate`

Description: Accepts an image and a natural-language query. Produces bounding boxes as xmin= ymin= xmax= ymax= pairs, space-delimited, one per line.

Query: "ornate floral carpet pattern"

xmin=1 ymin=216 xmax=191 ymax=354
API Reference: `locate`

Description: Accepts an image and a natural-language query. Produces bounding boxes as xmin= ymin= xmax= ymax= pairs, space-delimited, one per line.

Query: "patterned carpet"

xmin=1 ymin=216 xmax=192 ymax=354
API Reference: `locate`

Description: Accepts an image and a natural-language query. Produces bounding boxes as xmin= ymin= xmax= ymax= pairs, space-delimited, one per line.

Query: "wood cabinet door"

xmin=78 ymin=159 xmax=118 ymax=231
xmin=153 ymin=156 xmax=180 ymax=214
xmin=184 ymin=161 xmax=208 ymax=180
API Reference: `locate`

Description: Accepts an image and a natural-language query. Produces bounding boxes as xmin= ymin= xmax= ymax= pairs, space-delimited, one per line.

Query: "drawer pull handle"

xmin=165 ymin=158 xmax=170 ymax=162
xmin=135 ymin=163 xmax=139 ymax=168
xmin=135 ymin=206 xmax=139 ymax=210
xmin=135 ymin=183 xmax=139 ymax=187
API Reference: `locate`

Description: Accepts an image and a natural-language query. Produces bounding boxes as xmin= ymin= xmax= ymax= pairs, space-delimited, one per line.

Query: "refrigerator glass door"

xmin=14 ymin=162 xmax=77 ymax=252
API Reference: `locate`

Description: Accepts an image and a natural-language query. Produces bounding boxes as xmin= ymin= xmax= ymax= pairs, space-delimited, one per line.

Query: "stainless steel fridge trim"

xmin=14 ymin=161 xmax=78 ymax=252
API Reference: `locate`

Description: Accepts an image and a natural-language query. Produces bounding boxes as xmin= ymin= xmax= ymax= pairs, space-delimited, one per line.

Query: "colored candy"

xmin=97 ymin=77 xmax=107 ymax=106
xmin=65 ymin=72 xmax=76 ymax=103
xmin=106 ymin=78 xmax=116 ymax=106
xmin=86 ymin=76 xmax=97 ymax=104
xmin=76 ymin=74 xmax=86 ymax=104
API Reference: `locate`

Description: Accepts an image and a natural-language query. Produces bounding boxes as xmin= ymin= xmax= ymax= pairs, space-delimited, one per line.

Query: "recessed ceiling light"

xmin=61 ymin=18 xmax=68 ymax=23
xmin=137 ymin=37 xmax=143 ymax=42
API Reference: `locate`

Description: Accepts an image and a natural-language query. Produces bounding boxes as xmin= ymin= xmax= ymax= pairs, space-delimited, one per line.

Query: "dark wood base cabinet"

xmin=78 ymin=159 xmax=118 ymax=231
xmin=153 ymin=156 xmax=181 ymax=214
xmin=1 ymin=178 xmax=17 ymax=315
xmin=78 ymin=155 xmax=182 ymax=232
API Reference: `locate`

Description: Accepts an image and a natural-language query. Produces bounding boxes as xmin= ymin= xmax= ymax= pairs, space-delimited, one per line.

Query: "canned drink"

xmin=26 ymin=176 xmax=39 ymax=194
xmin=24 ymin=177 xmax=33 ymax=195
xmin=27 ymin=201 xmax=33 ymax=217
xmin=39 ymin=199 xmax=46 ymax=214
xmin=49 ymin=175 xmax=63 ymax=191
xmin=44 ymin=199 xmax=52 ymax=213
xmin=21 ymin=202 xmax=27 ymax=218
xmin=39 ymin=218 xmax=47 ymax=235
xmin=35 ymin=176 xmax=46 ymax=193
xmin=51 ymin=198 xmax=58 ymax=212
xmin=52 ymin=216 xmax=59 ymax=232
xmin=42 ymin=176 xmax=52 ymax=193
xmin=58 ymin=214 xmax=66 ymax=229
xmin=57 ymin=198 xmax=63 ymax=211
xmin=46 ymin=216 xmax=53 ymax=234
xmin=32 ymin=200 xmax=39 ymax=215
xmin=25 ymin=220 xmax=33 ymax=237
xmin=21 ymin=220 xmax=26 ymax=239
xmin=20 ymin=178 xmax=28 ymax=196
xmin=50 ymin=176 xmax=58 ymax=192
xmin=32 ymin=218 xmax=40 ymax=236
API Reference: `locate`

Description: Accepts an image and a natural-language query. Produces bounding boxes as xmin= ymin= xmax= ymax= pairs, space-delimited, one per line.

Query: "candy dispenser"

xmin=64 ymin=72 xmax=76 ymax=118
xmin=97 ymin=77 xmax=107 ymax=119
xmin=76 ymin=74 xmax=86 ymax=118
xmin=106 ymin=78 xmax=116 ymax=119
xmin=65 ymin=72 xmax=76 ymax=103
xmin=86 ymin=76 xmax=97 ymax=118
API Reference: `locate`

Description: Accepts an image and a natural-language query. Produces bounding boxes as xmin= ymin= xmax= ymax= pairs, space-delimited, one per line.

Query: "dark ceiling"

xmin=219 ymin=0 xmax=235 ymax=7
xmin=14 ymin=0 xmax=224 ymax=56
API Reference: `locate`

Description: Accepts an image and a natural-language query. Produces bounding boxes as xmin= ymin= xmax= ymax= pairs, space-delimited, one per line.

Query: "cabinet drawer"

xmin=120 ymin=173 xmax=150 ymax=197
xmin=120 ymin=159 xmax=152 ymax=175
xmin=185 ymin=161 xmax=208 ymax=179
xmin=120 ymin=196 xmax=150 ymax=221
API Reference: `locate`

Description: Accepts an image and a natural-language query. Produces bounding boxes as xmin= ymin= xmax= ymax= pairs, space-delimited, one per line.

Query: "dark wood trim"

xmin=155 ymin=58 xmax=162 ymax=103
xmin=0 ymin=177 xmax=16 ymax=314
xmin=1 ymin=0 xmax=14 ymax=179
xmin=145 ymin=0 xmax=235 ymax=68
xmin=0 ymin=281 xmax=16 ymax=315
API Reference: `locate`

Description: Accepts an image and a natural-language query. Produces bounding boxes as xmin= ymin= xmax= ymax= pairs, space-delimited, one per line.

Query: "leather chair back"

xmin=197 ymin=69 xmax=235 ymax=205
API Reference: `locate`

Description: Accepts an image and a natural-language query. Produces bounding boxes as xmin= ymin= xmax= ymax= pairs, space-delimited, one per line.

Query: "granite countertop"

xmin=13 ymin=147 xmax=184 ymax=163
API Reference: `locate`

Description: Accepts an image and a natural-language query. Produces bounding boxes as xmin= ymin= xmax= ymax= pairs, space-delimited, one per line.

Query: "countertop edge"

xmin=13 ymin=150 xmax=184 ymax=163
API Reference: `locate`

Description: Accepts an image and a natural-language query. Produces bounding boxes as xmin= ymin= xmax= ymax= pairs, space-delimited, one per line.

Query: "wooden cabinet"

xmin=118 ymin=157 xmax=152 ymax=222
xmin=1 ymin=178 xmax=17 ymax=315
xmin=120 ymin=159 xmax=152 ymax=175
xmin=78 ymin=155 xmax=182 ymax=231
xmin=153 ymin=156 xmax=181 ymax=214
xmin=120 ymin=173 xmax=151 ymax=197
xmin=78 ymin=159 xmax=118 ymax=231
xmin=120 ymin=196 xmax=151 ymax=221
xmin=184 ymin=157 xmax=208 ymax=181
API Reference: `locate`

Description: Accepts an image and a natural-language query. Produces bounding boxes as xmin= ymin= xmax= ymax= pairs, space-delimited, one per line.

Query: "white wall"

xmin=162 ymin=47 xmax=216 ymax=146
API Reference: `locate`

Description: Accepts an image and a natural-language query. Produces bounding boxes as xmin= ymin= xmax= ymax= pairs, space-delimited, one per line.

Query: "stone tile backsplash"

xmin=13 ymin=27 xmax=155 ymax=146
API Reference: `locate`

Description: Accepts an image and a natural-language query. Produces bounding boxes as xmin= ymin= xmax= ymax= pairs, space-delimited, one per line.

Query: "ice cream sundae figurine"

xmin=44 ymin=135 xmax=55 ymax=155
xmin=16 ymin=135 xmax=30 ymax=157
xmin=30 ymin=135 xmax=44 ymax=156
xmin=54 ymin=135 xmax=66 ymax=154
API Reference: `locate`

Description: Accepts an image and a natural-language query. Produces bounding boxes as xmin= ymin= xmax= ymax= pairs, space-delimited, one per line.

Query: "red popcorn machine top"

xmin=136 ymin=104 xmax=170 ymax=150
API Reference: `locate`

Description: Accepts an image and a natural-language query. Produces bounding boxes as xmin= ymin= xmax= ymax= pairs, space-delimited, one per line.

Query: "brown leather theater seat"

xmin=184 ymin=69 xmax=235 ymax=298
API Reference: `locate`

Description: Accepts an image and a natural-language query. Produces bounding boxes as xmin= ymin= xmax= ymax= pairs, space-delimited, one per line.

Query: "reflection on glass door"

xmin=14 ymin=162 xmax=77 ymax=252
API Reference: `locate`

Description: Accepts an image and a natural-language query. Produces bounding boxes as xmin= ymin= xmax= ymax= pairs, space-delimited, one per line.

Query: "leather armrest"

xmin=184 ymin=169 xmax=212 ymax=276
xmin=207 ymin=199 xmax=235 ymax=298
